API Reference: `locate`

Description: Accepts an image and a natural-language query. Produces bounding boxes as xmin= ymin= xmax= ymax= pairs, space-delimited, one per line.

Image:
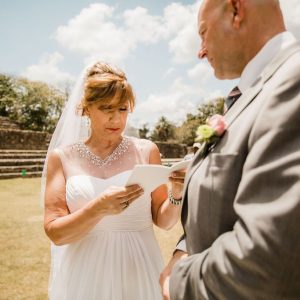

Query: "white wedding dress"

xmin=49 ymin=136 xmax=164 ymax=300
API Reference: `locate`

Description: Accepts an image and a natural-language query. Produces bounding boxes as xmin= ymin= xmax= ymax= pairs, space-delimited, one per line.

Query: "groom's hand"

xmin=160 ymin=250 xmax=188 ymax=300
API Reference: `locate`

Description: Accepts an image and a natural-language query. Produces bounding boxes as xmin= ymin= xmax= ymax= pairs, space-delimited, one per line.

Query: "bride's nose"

xmin=109 ymin=110 xmax=122 ymax=122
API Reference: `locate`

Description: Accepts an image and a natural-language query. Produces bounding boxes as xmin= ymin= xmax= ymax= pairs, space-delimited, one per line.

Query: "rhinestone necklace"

xmin=73 ymin=136 xmax=130 ymax=167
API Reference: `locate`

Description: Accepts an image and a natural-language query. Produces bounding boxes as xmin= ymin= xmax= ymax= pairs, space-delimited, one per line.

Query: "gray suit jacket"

xmin=170 ymin=42 xmax=300 ymax=300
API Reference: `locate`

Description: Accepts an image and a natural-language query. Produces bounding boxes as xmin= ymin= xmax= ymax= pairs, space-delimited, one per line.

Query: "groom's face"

xmin=197 ymin=0 xmax=244 ymax=80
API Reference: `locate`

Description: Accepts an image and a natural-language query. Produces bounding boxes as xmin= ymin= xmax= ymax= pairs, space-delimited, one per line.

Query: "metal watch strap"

xmin=168 ymin=190 xmax=182 ymax=205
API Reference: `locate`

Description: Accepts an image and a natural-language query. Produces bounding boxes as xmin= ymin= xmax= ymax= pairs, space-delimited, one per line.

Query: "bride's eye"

xmin=119 ymin=107 xmax=128 ymax=112
xmin=98 ymin=105 xmax=112 ymax=112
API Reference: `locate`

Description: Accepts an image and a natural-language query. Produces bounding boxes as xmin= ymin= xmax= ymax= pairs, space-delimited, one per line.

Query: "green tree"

xmin=197 ymin=97 xmax=224 ymax=124
xmin=0 ymin=74 xmax=17 ymax=117
xmin=138 ymin=124 xmax=150 ymax=139
xmin=5 ymin=78 xmax=65 ymax=132
xmin=1 ymin=74 xmax=66 ymax=132
xmin=175 ymin=114 xmax=200 ymax=145
xmin=175 ymin=97 xmax=225 ymax=145
xmin=150 ymin=116 xmax=176 ymax=142
xmin=14 ymin=78 xmax=65 ymax=132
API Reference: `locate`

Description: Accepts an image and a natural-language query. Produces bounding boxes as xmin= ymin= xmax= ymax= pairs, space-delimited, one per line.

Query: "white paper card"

xmin=126 ymin=160 xmax=190 ymax=192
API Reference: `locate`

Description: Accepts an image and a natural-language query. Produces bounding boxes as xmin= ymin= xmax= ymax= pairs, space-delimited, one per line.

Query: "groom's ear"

xmin=229 ymin=0 xmax=245 ymax=29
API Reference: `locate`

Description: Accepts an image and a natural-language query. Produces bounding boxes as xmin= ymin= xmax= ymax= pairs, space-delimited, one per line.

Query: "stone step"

xmin=0 ymin=158 xmax=45 ymax=166
xmin=0 ymin=149 xmax=47 ymax=154
xmin=0 ymin=171 xmax=42 ymax=179
xmin=0 ymin=153 xmax=46 ymax=159
xmin=0 ymin=124 xmax=20 ymax=130
xmin=0 ymin=165 xmax=44 ymax=174
xmin=0 ymin=116 xmax=20 ymax=130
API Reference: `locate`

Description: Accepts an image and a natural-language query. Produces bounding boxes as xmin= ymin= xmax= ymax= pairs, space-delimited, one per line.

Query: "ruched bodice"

xmin=66 ymin=173 xmax=153 ymax=233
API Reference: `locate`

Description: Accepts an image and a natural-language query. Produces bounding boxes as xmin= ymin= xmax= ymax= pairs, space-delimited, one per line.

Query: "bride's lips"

xmin=106 ymin=128 xmax=120 ymax=132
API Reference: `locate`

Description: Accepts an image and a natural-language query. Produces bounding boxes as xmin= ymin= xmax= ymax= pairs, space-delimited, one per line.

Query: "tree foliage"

xmin=176 ymin=97 xmax=225 ymax=145
xmin=150 ymin=116 xmax=176 ymax=142
xmin=0 ymin=74 xmax=66 ymax=132
xmin=0 ymin=74 xmax=18 ymax=117
xmin=138 ymin=124 xmax=150 ymax=139
xmin=177 ymin=97 xmax=225 ymax=145
xmin=175 ymin=113 xmax=201 ymax=146
xmin=197 ymin=97 xmax=225 ymax=124
xmin=146 ymin=97 xmax=225 ymax=145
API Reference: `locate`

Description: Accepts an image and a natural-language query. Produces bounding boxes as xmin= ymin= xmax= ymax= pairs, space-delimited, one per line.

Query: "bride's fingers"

xmin=169 ymin=176 xmax=185 ymax=183
xmin=118 ymin=188 xmax=144 ymax=204
xmin=121 ymin=200 xmax=130 ymax=209
xmin=170 ymin=171 xmax=186 ymax=179
xmin=127 ymin=189 xmax=144 ymax=203
xmin=123 ymin=185 xmax=144 ymax=198
xmin=117 ymin=184 xmax=143 ymax=197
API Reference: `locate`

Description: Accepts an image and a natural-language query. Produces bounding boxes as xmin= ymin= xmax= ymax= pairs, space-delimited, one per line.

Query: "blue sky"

xmin=1 ymin=0 xmax=299 ymax=129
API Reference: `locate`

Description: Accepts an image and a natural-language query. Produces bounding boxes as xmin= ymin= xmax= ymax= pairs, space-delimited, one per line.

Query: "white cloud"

xmin=280 ymin=0 xmax=300 ymax=39
xmin=55 ymin=4 xmax=131 ymax=64
xmin=54 ymin=3 xmax=167 ymax=64
xmin=53 ymin=2 xmax=201 ymax=65
xmin=163 ymin=67 xmax=176 ymax=79
xmin=133 ymin=85 xmax=192 ymax=127
xmin=187 ymin=62 xmax=212 ymax=83
xmin=164 ymin=2 xmax=201 ymax=64
xmin=123 ymin=7 xmax=165 ymax=44
xmin=21 ymin=52 xmax=75 ymax=89
xmin=132 ymin=75 xmax=207 ymax=128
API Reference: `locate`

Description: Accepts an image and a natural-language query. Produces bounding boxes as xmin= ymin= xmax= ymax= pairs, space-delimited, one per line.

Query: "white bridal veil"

xmin=41 ymin=66 xmax=89 ymax=204
xmin=40 ymin=65 xmax=90 ymax=295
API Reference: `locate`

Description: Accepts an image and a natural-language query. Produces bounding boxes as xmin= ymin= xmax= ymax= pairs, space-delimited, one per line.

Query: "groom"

xmin=161 ymin=0 xmax=300 ymax=299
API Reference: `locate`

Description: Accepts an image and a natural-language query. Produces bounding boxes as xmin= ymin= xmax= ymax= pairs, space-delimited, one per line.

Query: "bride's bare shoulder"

xmin=128 ymin=137 xmax=161 ymax=163
xmin=47 ymin=144 xmax=77 ymax=166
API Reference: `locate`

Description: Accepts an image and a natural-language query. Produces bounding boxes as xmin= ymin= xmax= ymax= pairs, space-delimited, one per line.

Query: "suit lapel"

xmin=224 ymin=79 xmax=263 ymax=128
xmin=182 ymin=77 xmax=264 ymax=197
xmin=262 ymin=41 xmax=300 ymax=83
xmin=181 ymin=41 xmax=300 ymax=204
xmin=225 ymin=41 xmax=300 ymax=128
xmin=183 ymin=76 xmax=264 ymax=198
xmin=183 ymin=146 xmax=205 ymax=188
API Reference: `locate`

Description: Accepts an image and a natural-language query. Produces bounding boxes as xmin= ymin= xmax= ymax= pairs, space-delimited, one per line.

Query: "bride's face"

xmin=86 ymin=97 xmax=130 ymax=138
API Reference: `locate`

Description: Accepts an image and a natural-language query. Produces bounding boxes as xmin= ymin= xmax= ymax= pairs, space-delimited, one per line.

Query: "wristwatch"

xmin=168 ymin=190 xmax=182 ymax=205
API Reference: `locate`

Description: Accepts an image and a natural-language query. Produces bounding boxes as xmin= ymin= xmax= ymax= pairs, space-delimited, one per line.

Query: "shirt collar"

xmin=238 ymin=31 xmax=296 ymax=93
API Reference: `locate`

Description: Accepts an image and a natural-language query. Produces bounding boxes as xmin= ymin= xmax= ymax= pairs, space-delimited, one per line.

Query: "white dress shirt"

xmin=238 ymin=31 xmax=296 ymax=93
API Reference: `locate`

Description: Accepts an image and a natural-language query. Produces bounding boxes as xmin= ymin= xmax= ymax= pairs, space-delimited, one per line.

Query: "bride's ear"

xmin=84 ymin=107 xmax=90 ymax=117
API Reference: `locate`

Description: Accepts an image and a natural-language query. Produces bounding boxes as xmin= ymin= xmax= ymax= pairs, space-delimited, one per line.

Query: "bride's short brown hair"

xmin=78 ymin=62 xmax=135 ymax=115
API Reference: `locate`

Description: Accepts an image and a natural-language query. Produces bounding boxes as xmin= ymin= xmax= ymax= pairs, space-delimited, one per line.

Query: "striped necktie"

xmin=224 ymin=86 xmax=242 ymax=112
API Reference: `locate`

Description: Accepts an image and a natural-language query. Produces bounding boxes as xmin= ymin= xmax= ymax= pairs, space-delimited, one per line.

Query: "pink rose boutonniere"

xmin=195 ymin=114 xmax=227 ymax=157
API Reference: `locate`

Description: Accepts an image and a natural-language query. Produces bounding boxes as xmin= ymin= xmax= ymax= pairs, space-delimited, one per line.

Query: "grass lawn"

xmin=0 ymin=178 xmax=183 ymax=300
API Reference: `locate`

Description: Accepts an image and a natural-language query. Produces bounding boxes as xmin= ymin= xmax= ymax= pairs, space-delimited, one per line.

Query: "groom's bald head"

xmin=197 ymin=0 xmax=286 ymax=79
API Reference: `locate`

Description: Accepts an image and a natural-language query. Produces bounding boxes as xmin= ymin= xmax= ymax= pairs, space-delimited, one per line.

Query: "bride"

xmin=42 ymin=62 xmax=185 ymax=300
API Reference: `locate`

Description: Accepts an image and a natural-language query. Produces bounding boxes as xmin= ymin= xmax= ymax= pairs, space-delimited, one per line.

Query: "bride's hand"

xmin=169 ymin=169 xmax=186 ymax=199
xmin=94 ymin=184 xmax=144 ymax=216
